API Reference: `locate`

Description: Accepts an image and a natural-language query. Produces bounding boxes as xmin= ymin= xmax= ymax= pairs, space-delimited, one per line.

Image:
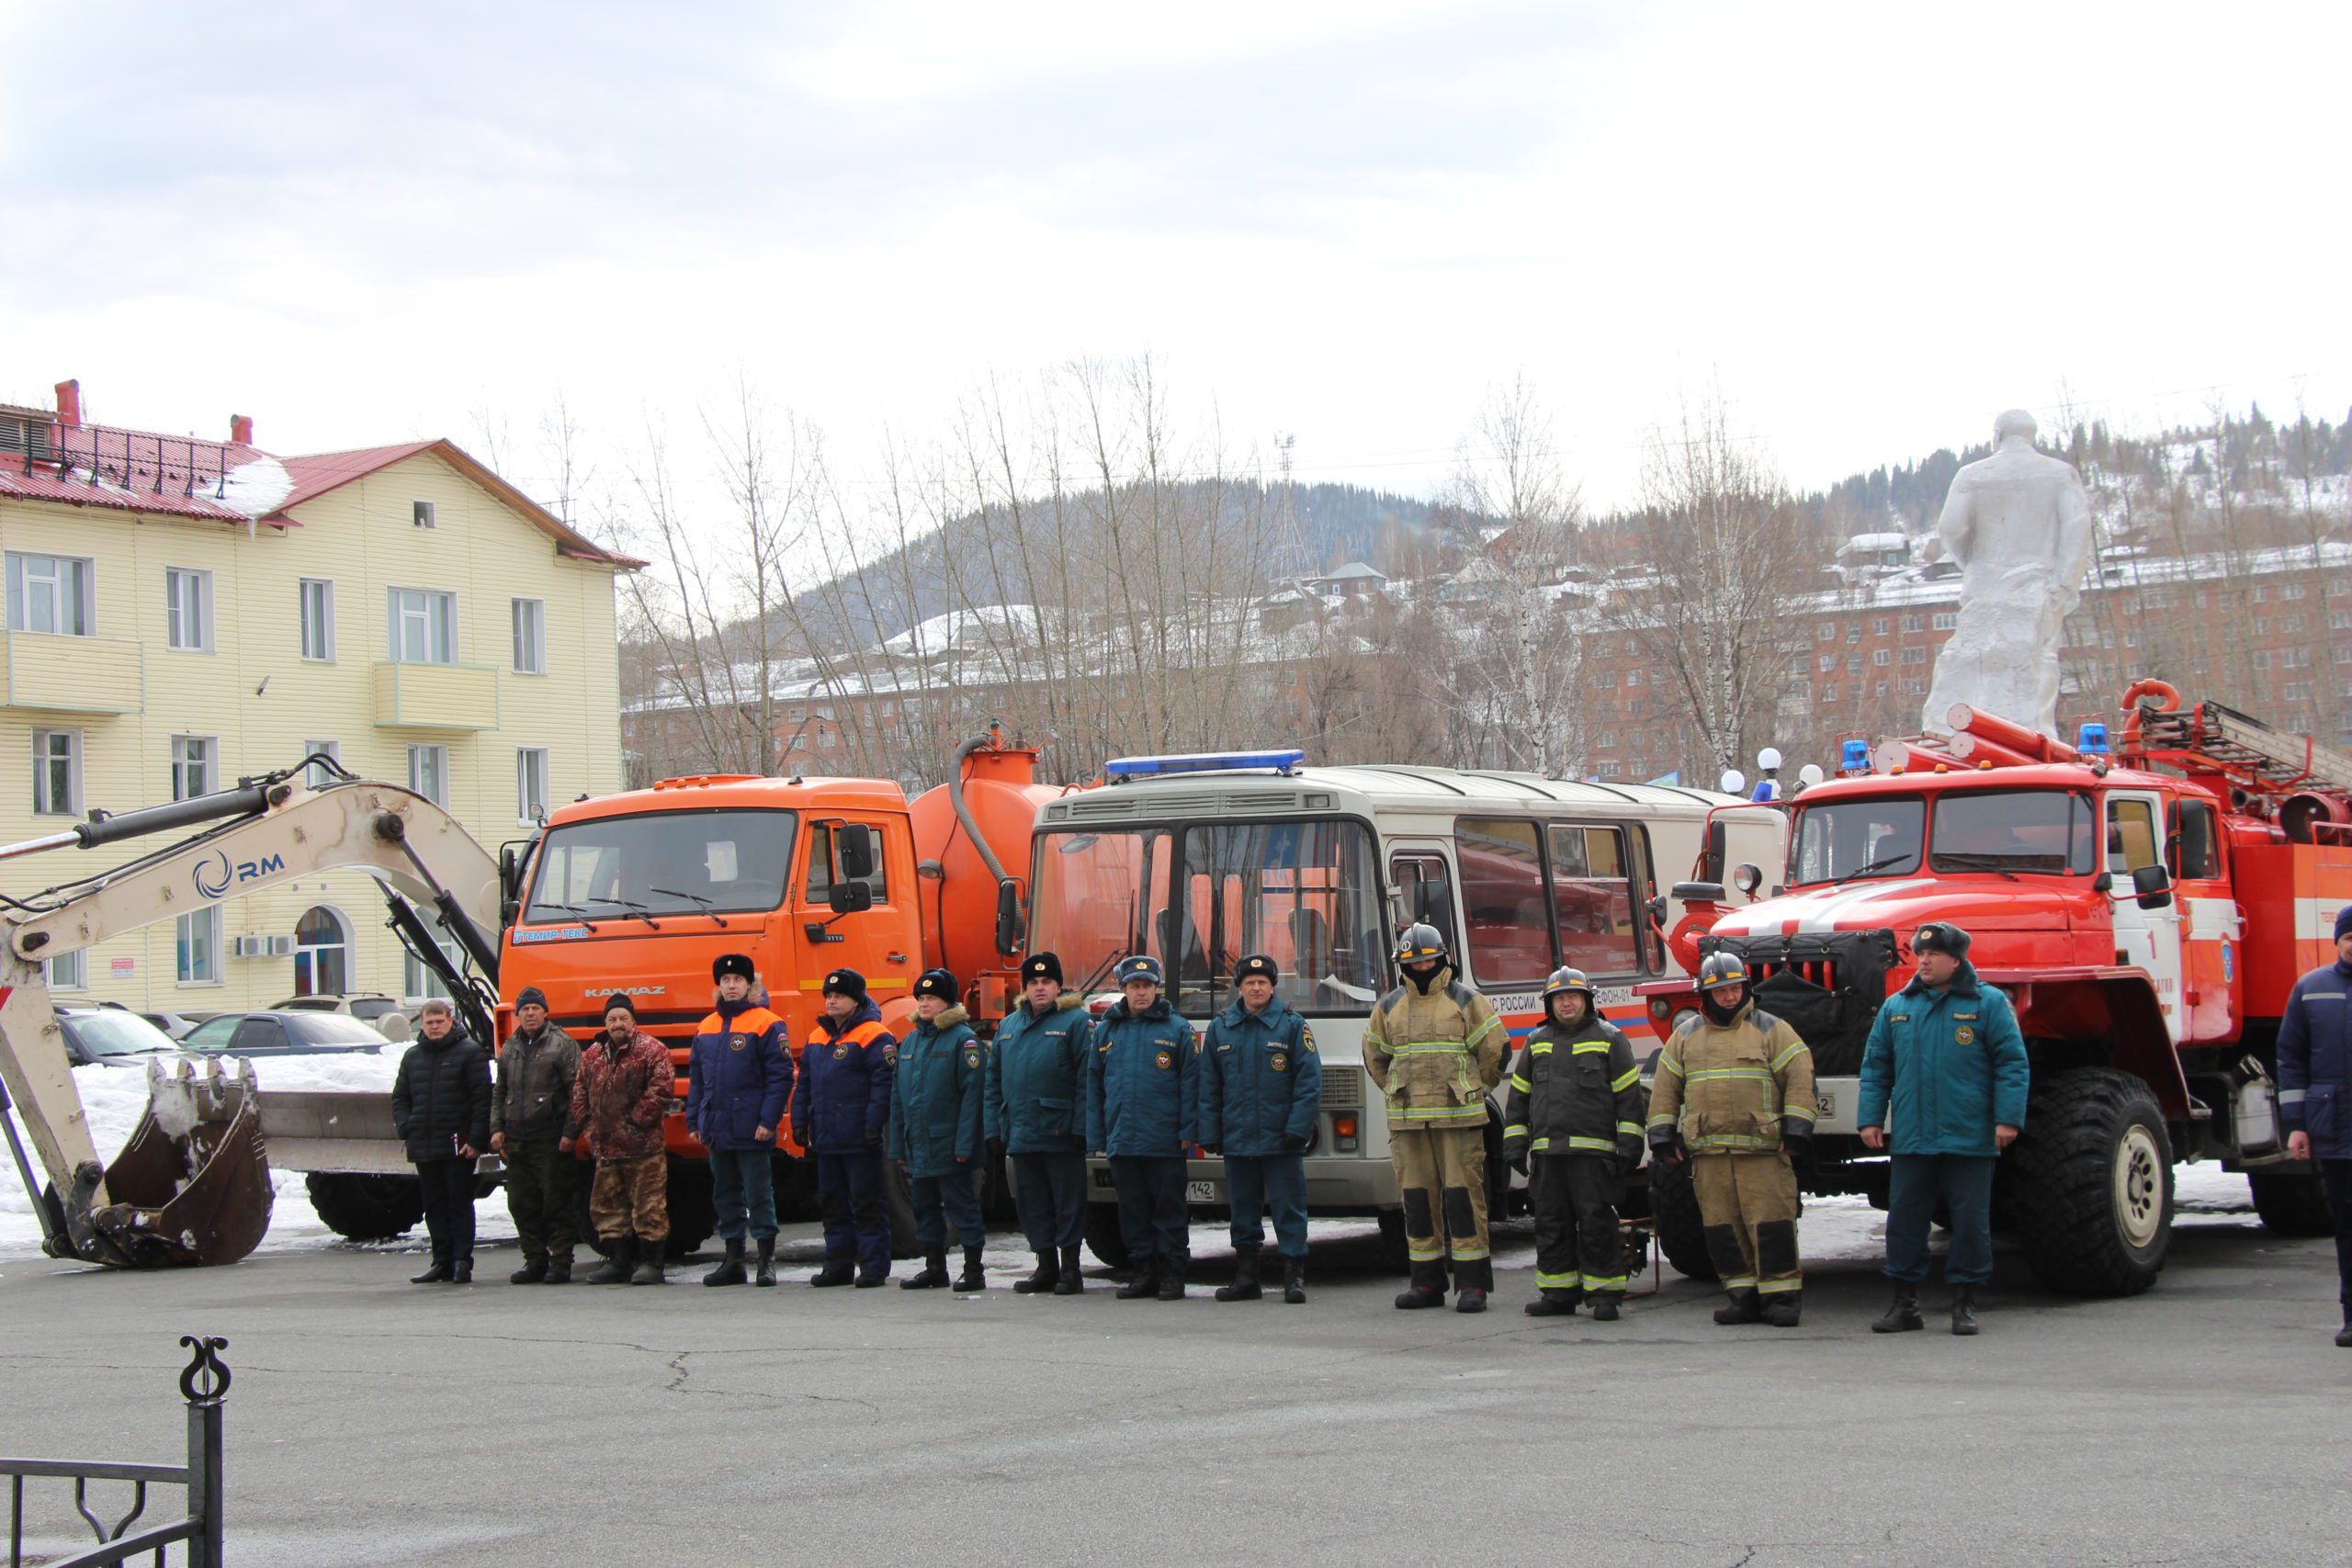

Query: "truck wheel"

xmin=2249 ymin=1171 xmax=2337 ymax=1237
xmin=662 ymin=1156 xmax=716 ymax=1261
xmin=2008 ymin=1068 xmax=2173 ymax=1297
xmin=1646 ymin=1157 xmax=1718 ymax=1281
xmin=885 ymin=1158 xmax=920 ymax=1259
xmin=1375 ymin=1209 xmax=1411 ymax=1275
xmin=305 ymin=1172 xmax=424 ymax=1242
xmin=1084 ymin=1203 xmax=1130 ymax=1269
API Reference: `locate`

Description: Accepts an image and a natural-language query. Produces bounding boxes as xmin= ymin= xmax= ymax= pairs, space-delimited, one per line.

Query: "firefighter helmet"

xmin=1697 ymin=952 xmax=1747 ymax=992
xmin=1395 ymin=923 xmax=1449 ymax=967
xmin=1542 ymin=966 xmax=1595 ymax=1004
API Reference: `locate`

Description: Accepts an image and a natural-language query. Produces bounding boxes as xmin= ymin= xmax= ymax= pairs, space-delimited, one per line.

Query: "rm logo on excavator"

xmin=191 ymin=850 xmax=286 ymax=899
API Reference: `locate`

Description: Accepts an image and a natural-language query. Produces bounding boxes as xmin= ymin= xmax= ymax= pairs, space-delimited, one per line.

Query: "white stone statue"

xmin=1920 ymin=409 xmax=2094 ymax=741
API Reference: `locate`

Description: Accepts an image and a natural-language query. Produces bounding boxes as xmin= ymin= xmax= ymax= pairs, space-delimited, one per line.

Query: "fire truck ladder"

xmin=2131 ymin=697 xmax=2352 ymax=798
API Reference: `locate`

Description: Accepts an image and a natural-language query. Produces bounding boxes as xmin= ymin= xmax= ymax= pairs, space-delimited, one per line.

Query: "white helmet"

xmin=1720 ymin=769 xmax=1747 ymax=795
xmin=1757 ymin=747 xmax=1783 ymax=772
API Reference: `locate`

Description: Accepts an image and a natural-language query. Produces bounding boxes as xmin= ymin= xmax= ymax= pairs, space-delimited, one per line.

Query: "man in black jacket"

xmin=490 ymin=986 xmax=582 ymax=1283
xmin=392 ymin=998 xmax=492 ymax=1284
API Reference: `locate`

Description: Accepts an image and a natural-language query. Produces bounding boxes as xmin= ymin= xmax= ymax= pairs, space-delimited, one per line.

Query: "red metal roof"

xmin=266 ymin=437 xmax=641 ymax=568
xmin=274 ymin=441 xmax=439 ymax=512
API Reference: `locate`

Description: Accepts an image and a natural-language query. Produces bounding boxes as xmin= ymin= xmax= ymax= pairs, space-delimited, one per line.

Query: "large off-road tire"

xmin=2248 ymin=1171 xmax=2337 ymax=1237
xmin=1646 ymin=1156 xmax=1718 ymax=1280
xmin=305 ymin=1172 xmax=424 ymax=1242
xmin=1084 ymin=1203 xmax=1130 ymax=1269
xmin=2007 ymin=1068 xmax=2173 ymax=1297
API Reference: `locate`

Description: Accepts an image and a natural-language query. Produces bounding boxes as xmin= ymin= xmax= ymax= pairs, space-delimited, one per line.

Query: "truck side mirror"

xmin=836 ymin=823 xmax=877 ymax=882
xmin=1671 ymin=881 xmax=1726 ymax=906
xmin=994 ymin=880 xmax=1023 ymax=957
xmin=1645 ymin=895 xmax=1669 ymax=927
xmin=2131 ymin=863 xmax=2173 ymax=909
xmin=826 ymin=880 xmax=875 ymax=915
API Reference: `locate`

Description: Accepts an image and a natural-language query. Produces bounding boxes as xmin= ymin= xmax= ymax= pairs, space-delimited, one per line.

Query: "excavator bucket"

xmin=75 ymin=1056 xmax=275 ymax=1268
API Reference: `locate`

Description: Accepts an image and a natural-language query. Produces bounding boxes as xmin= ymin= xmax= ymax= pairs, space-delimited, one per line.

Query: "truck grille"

xmin=1318 ymin=1067 xmax=1363 ymax=1110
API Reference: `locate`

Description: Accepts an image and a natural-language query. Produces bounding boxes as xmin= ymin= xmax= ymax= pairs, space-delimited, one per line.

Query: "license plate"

xmin=1815 ymin=1089 xmax=1836 ymax=1118
xmin=1185 ymin=1180 xmax=1220 ymax=1203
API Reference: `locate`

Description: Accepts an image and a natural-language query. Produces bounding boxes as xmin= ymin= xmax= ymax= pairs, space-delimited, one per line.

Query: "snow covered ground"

xmin=0 ymin=1055 xmax=2267 ymax=1264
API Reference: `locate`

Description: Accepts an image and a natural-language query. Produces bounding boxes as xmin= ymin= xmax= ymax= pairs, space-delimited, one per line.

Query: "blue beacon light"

xmin=2076 ymin=723 xmax=2110 ymax=756
xmin=1103 ymin=749 xmax=1306 ymax=780
xmin=1838 ymin=739 xmax=1872 ymax=773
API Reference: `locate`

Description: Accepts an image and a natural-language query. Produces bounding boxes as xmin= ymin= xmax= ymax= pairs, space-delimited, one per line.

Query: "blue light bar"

xmin=1839 ymin=739 xmax=1871 ymax=772
xmin=2077 ymin=722 xmax=2110 ymax=756
xmin=1103 ymin=749 xmax=1305 ymax=780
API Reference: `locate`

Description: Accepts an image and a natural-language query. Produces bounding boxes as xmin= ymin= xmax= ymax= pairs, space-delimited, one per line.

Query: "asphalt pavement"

xmin=0 ymin=1192 xmax=2346 ymax=1568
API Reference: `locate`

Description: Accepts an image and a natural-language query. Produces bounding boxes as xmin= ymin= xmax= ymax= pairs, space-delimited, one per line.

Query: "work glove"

xmin=1648 ymin=1127 xmax=1685 ymax=1165
xmin=1781 ymin=1128 xmax=1813 ymax=1168
xmin=1281 ymin=1133 xmax=1309 ymax=1153
xmin=1616 ymin=1135 xmax=1645 ymax=1176
xmin=1506 ymin=1146 xmax=1529 ymax=1178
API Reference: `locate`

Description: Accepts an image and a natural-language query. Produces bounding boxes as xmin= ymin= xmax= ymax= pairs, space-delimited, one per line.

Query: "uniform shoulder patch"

xmin=1300 ymin=1024 xmax=1317 ymax=1054
xmin=965 ymin=1048 xmax=981 ymax=1068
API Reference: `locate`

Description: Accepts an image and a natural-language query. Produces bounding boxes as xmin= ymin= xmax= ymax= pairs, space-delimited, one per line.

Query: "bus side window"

xmin=1549 ymin=823 xmax=1637 ymax=976
xmin=1390 ymin=853 xmax=1459 ymax=958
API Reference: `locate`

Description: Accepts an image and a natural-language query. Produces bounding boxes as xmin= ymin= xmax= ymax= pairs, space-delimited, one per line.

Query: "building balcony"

xmin=371 ymin=661 xmax=499 ymax=730
xmin=0 ymin=631 xmax=143 ymax=714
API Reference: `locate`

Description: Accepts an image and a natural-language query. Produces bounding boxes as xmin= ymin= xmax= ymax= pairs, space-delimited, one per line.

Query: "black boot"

xmin=1589 ymin=1292 xmax=1622 ymax=1322
xmin=1713 ymin=1289 xmax=1761 ymax=1325
xmin=1216 ymin=1246 xmax=1263 ymax=1303
xmin=1157 ymin=1255 xmax=1186 ymax=1301
xmin=451 ymin=1257 xmax=472 ymax=1284
xmin=585 ymin=1238 xmax=634 ymax=1285
xmin=1053 ymin=1245 xmax=1085 ymax=1295
xmin=854 ymin=1263 xmax=888 ymax=1288
xmin=954 ymin=1246 xmax=986 ymax=1292
xmin=544 ymin=1252 xmax=572 ymax=1285
xmin=1453 ymin=1258 xmax=1489 ymax=1314
xmin=1014 ymin=1251 xmax=1058 ymax=1294
xmin=1116 ymin=1259 xmax=1160 ymax=1299
xmin=703 ymin=1238 xmax=748 ymax=1288
xmin=509 ymin=1256 xmax=548 ymax=1285
xmin=1394 ymin=1261 xmax=1447 ymax=1310
xmin=901 ymin=1247 xmax=950 ymax=1289
xmin=1873 ymin=1280 xmax=1924 ymax=1333
xmin=2338 ymin=1305 xmax=2352 ymax=1349
xmin=1950 ymin=1284 xmax=1980 ymax=1337
xmin=630 ymin=1239 xmax=666 ymax=1285
xmin=1524 ymin=1289 xmax=1579 ymax=1317
xmin=1282 ymin=1256 xmax=1306 ymax=1304
xmin=752 ymin=1237 xmax=775 ymax=1288
xmin=411 ymin=1258 xmax=452 ymax=1285
xmin=809 ymin=1257 xmax=854 ymax=1287
xmin=1760 ymin=1290 xmax=1802 ymax=1328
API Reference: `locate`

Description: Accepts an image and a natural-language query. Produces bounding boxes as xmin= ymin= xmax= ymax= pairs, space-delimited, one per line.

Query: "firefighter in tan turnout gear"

xmin=1648 ymin=952 xmax=1817 ymax=1326
xmin=1366 ymin=922 xmax=1508 ymax=1313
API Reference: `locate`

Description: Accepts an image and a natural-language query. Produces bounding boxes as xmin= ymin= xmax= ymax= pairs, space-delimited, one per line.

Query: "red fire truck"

xmin=1639 ymin=681 xmax=2352 ymax=1296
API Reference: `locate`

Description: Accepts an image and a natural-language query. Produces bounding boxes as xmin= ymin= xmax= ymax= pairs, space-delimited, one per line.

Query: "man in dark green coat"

xmin=889 ymin=969 xmax=988 ymax=1292
xmin=985 ymin=952 xmax=1091 ymax=1295
xmin=1859 ymin=922 xmax=2030 ymax=1336
xmin=1200 ymin=954 xmax=1321 ymax=1304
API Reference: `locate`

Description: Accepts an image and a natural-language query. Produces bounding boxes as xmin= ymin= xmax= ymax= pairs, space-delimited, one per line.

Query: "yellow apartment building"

xmin=0 ymin=379 xmax=638 ymax=1013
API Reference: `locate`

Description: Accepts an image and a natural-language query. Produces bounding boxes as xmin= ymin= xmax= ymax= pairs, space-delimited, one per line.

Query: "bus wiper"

xmin=1831 ymin=853 xmax=1913 ymax=886
xmin=1931 ymin=853 xmax=2020 ymax=882
xmin=531 ymin=902 xmax=602 ymax=931
xmin=650 ymin=887 xmax=729 ymax=929
xmin=1076 ymin=952 xmax=1129 ymax=996
xmin=581 ymin=896 xmax=663 ymax=930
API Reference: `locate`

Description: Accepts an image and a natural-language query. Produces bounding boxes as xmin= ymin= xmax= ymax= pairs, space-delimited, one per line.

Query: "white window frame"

xmin=515 ymin=747 xmax=550 ymax=824
xmin=45 ymin=950 xmax=88 ymax=991
xmin=164 ymin=567 xmax=214 ymax=653
xmin=386 ymin=587 xmax=458 ymax=665
xmin=408 ymin=742 xmax=448 ymax=806
xmin=413 ymin=500 xmax=437 ymax=529
xmin=176 ymin=907 xmax=222 ymax=987
xmin=6 ymin=551 xmax=95 ymax=637
xmin=302 ymin=739 xmax=341 ymax=790
xmin=32 ymin=728 xmax=80 ymax=816
xmin=511 ymin=597 xmax=547 ymax=675
xmin=170 ymin=735 xmax=217 ymax=802
xmin=299 ymin=578 xmax=336 ymax=662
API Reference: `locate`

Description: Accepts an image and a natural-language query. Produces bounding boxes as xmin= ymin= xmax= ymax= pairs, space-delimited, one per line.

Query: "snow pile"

xmin=215 ymin=456 xmax=293 ymax=518
xmin=1 ymin=1050 xmax=514 ymax=1258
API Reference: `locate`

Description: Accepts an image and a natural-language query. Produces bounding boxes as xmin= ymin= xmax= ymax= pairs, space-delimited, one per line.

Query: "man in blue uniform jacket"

xmin=1086 ymin=954 xmax=1199 ymax=1302
xmin=2279 ymin=904 xmax=2352 ymax=1348
xmin=1199 ymin=953 xmax=1320 ymax=1305
xmin=986 ymin=952 xmax=1092 ymax=1295
xmin=791 ymin=968 xmax=897 ymax=1288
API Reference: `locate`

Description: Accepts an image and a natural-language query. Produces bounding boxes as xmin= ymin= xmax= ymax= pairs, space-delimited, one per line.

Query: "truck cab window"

xmin=2107 ymin=797 xmax=2161 ymax=873
xmin=805 ymin=823 xmax=888 ymax=907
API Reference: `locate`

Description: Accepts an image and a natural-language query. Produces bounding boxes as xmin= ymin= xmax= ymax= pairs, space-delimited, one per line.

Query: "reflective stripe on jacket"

xmin=1198 ymin=997 xmax=1321 ymax=1156
xmin=1502 ymin=1013 xmax=1643 ymax=1157
xmin=1646 ymin=1000 xmax=1815 ymax=1154
xmin=1363 ymin=966 xmax=1504 ymax=1131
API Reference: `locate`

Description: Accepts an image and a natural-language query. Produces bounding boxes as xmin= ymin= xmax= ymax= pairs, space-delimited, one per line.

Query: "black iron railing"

xmin=15 ymin=423 xmax=240 ymax=500
xmin=2 ymin=1334 xmax=228 ymax=1567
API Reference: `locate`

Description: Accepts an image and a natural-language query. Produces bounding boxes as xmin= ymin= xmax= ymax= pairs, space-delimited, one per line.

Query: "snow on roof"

xmin=1838 ymin=532 xmax=1910 ymax=555
xmin=877 ymin=604 xmax=1044 ymax=658
xmin=1311 ymin=561 xmax=1388 ymax=581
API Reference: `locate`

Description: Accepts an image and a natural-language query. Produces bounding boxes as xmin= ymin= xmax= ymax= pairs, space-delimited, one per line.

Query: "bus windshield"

xmin=1030 ymin=818 xmax=1388 ymax=1016
xmin=1788 ymin=796 xmax=1926 ymax=886
xmin=525 ymin=808 xmax=796 ymax=922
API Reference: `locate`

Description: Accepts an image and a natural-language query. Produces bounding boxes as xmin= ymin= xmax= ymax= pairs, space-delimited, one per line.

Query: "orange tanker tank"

xmin=909 ymin=729 xmax=1064 ymax=1025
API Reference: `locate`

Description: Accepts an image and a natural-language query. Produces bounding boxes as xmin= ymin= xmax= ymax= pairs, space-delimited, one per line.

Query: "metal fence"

xmin=2 ymin=1335 xmax=227 ymax=1568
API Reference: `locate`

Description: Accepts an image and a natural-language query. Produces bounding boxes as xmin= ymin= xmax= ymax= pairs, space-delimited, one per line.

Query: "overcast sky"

xmin=4 ymin=1 xmax=2346 ymax=528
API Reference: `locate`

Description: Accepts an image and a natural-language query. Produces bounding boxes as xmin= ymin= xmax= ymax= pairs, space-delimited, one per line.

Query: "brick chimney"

xmin=54 ymin=378 xmax=82 ymax=429
xmin=230 ymin=413 xmax=254 ymax=446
